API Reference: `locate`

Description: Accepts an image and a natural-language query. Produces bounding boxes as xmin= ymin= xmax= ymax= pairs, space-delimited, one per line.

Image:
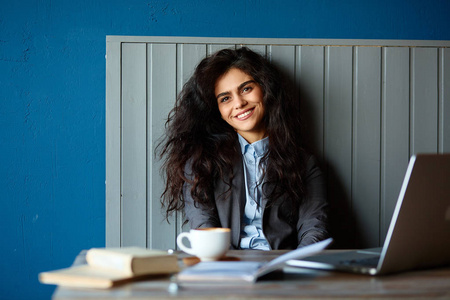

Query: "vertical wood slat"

xmin=352 ymin=47 xmax=381 ymax=247
xmin=105 ymin=40 xmax=121 ymax=247
xmin=324 ymin=46 xmax=354 ymax=248
xmin=177 ymin=44 xmax=207 ymax=90
xmin=176 ymin=44 xmax=208 ymax=237
xmin=411 ymin=48 xmax=439 ymax=154
xmin=121 ymin=43 xmax=147 ymax=247
xmin=148 ymin=44 xmax=177 ymax=249
xmin=439 ymin=48 xmax=450 ymax=153
xmin=381 ymin=47 xmax=410 ymax=242
xmin=269 ymin=45 xmax=296 ymax=80
xmin=297 ymin=46 xmax=325 ymax=162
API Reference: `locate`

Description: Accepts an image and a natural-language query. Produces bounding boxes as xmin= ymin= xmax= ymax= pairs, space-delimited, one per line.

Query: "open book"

xmin=177 ymin=238 xmax=333 ymax=285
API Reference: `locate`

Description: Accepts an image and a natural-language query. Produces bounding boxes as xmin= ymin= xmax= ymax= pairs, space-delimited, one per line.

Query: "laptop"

xmin=287 ymin=153 xmax=450 ymax=275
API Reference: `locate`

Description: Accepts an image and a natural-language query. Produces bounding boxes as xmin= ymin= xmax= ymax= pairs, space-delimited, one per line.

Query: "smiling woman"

xmin=158 ymin=47 xmax=329 ymax=250
xmin=215 ymin=68 xmax=266 ymax=143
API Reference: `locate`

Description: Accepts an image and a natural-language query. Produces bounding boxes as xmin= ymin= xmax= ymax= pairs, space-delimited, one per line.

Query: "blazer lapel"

xmin=231 ymin=156 xmax=245 ymax=248
xmin=214 ymin=155 xmax=245 ymax=249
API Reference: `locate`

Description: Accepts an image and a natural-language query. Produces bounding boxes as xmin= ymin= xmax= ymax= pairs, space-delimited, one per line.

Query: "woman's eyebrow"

xmin=216 ymin=80 xmax=256 ymax=100
xmin=216 ymin=90 xmax=230 ymax=99
xmin=238 ymin=80 xmax=256 ymax=91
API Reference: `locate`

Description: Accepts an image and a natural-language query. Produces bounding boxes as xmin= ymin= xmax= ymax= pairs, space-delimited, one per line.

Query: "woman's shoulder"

xmin=303 ymin=153 xmax=324 ymax=178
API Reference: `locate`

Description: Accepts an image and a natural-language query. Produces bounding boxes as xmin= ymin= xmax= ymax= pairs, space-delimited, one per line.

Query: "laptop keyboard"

xmin=339 ymin=256 xmax=380 ymax=268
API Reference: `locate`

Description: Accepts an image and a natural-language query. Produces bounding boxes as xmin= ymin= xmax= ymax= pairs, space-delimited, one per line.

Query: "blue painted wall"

xmin=1 ymin=0 xmax=449 ymax=299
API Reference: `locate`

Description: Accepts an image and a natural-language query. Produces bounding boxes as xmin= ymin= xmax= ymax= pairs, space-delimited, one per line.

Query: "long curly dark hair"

xmin=158 ymin=47 xmax=307 ymax=220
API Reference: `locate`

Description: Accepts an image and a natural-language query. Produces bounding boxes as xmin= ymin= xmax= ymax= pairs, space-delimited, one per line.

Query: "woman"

xmin=159 ymin=47 xmax=328 ymax=250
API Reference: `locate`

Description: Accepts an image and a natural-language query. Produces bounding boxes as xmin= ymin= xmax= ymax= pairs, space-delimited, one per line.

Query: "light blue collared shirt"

xmin=237 ymin=134 xmax=271 ymax=250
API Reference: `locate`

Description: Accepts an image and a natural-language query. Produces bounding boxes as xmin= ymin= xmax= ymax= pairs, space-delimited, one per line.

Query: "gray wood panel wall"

xmin=106 ymin=36 xmax=450 ymax=249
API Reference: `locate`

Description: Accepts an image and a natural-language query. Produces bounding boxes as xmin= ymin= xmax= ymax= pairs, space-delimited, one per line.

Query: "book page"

xmin=177 ymin=238 xmax=333 ymax=284
xmin=177 ymin=261 xmax=263 ymax=283
xmin=255 ymin=238 xmax=333 ymax=278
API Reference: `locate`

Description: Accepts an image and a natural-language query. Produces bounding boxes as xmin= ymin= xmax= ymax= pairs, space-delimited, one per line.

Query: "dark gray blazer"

xmin=184 ymin=154 xmax=329 ymax=250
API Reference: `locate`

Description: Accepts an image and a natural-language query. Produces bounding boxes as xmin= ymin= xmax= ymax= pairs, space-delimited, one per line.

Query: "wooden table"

xmin=52 ymin=250 xmax=450 ymax=299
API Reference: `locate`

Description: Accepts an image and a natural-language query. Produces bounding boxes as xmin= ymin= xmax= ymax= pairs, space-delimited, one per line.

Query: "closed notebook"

xmin=39 ymin=265 xmax=150 ymax=289
xmin=39 ymin=247 xmax=179 ymax=289
xmin=86 ymin=247 xmax=179 ymax=276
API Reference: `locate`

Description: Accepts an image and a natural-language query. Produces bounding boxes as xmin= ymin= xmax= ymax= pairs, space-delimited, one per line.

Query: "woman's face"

xmin=215 ymin=68 xmax=266 ymax=143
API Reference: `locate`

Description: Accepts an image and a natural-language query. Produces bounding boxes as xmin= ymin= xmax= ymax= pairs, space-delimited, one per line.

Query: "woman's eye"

xmin=242 ymin=86 xmax=252 ymax=93
xmin=220 ymin=96 xmax=230 ymax=103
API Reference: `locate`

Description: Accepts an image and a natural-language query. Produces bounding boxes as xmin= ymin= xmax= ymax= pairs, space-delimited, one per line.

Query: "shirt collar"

xmin=237 ymin=133 xmax=269 ymax=157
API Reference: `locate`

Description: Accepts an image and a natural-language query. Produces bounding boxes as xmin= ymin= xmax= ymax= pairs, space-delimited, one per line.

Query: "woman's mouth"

xmin=235 ymin=108 xmax=254 ymax=120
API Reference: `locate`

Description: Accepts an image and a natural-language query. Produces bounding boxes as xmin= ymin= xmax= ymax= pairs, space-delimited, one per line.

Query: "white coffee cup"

xmin=176 ymin=228 xmax=231 ymax=261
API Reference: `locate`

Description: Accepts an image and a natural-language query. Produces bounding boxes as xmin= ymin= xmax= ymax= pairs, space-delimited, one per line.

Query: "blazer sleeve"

xmin=296 ymin=155 xmax=329 ymax=247
xmin=183 ymin=162 xmax=221 ymax=229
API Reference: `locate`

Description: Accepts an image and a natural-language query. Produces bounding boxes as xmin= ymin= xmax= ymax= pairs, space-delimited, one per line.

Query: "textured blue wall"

xmin=1 ymin=0 xmax=450 ymax=299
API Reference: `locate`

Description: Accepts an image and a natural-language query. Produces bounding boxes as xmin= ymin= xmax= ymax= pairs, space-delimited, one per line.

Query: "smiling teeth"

xmin=237 ymin=110 xmax=252 ymax=118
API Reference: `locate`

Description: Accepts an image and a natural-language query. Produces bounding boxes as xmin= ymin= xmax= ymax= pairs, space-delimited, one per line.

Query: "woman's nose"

xmin=234 ymin=96 xmax=248 ymax=109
